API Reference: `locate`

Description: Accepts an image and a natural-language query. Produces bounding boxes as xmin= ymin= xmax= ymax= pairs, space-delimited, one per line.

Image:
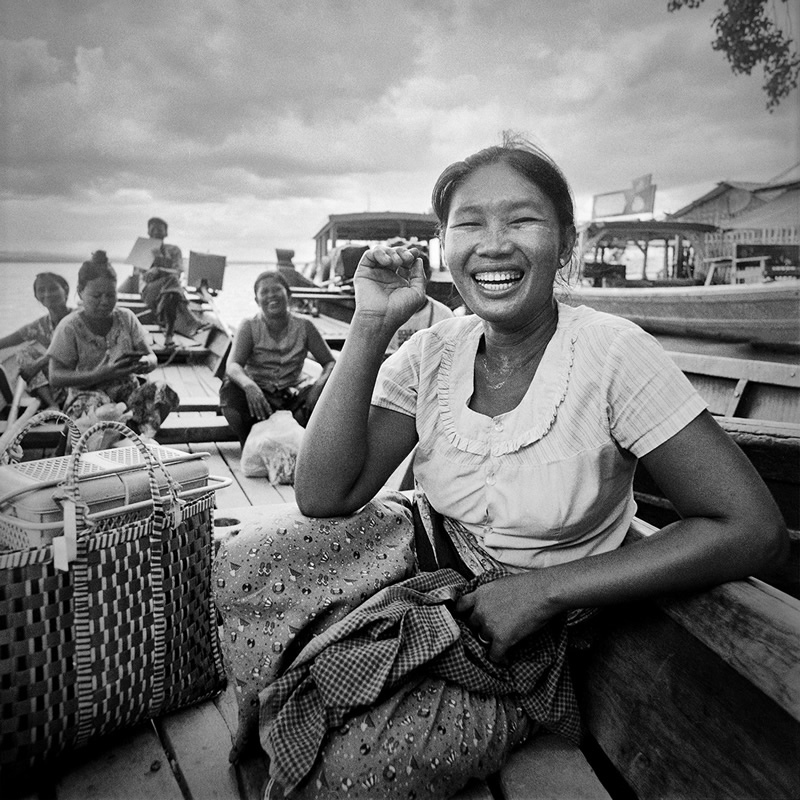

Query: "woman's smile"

xmin=471 ymin=269 xmax=524 ymax=293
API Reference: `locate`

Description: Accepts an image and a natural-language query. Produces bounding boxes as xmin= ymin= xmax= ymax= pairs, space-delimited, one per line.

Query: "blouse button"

xmin=485 ymin=473 xmax=496 ymax=486
xmin=493 ymin=420 xmax=504 ymax=432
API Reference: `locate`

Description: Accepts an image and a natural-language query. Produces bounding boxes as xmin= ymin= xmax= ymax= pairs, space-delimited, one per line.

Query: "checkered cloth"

xmin=259 ymin=568 xmax=594 ymax=795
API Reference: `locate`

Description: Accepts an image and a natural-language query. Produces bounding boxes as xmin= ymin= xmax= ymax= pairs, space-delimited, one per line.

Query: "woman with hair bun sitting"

xmin=48 ymin=251 xmax=179 ymax=440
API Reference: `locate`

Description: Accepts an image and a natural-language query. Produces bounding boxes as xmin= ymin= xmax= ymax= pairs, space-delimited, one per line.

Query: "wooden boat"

xmin=561 ymin=219 xmax=800 ymax=352
xmin=627 ymin=351 xmax=800 ymax=599
xmin=2 ymin=259 xmax=799 ymax=800
xmin=559 ymin=279 xmax=800 ymax=352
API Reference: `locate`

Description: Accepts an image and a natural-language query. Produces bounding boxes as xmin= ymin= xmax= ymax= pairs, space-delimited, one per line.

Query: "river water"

xmin=1 ymin=260 xmax=795 ymax=365
xmin=0 ymin=260 xmax=276 ymax=336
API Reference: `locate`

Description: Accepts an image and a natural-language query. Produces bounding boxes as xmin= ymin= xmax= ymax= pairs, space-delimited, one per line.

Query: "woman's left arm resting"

xmin=459 ymin=411 xmax=788 ymax=660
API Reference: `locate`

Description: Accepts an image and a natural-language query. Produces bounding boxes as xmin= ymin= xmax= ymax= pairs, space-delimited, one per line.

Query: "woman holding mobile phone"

xmin=48 ymin=251 xmax=179 ymax=440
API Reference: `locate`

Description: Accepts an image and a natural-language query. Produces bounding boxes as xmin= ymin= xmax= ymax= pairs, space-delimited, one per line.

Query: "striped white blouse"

xmin=372 ymin=303 xmax=707 ymax=571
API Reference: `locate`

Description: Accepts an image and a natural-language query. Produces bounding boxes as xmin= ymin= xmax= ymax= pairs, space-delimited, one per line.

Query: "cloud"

xmin=1 ymin=0 xmax=796 ymax=259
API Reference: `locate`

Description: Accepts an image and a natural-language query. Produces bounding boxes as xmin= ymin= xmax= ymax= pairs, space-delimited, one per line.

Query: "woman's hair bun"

xmin=91 ymin=250 xmax=109 ymax=265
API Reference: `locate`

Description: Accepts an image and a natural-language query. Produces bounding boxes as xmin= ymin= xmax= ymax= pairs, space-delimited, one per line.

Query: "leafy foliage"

xmin=668 ymin=0 xmax=799 ymax=110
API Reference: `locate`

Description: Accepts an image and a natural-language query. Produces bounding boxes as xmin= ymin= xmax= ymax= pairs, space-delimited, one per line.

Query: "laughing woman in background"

xmin=0 ymin=272 xmax=73 ymax=409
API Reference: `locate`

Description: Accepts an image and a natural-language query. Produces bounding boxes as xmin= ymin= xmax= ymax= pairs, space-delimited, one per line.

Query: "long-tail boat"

xmin=1 ymin=250 xmax=798 ymax=800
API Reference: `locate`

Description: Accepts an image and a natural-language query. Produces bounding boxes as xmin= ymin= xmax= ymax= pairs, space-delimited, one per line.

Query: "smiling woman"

xmin=218 ymin=269 xmax=335 ymax=448
xmin=214 ymin=134 xmax=788 ymax=800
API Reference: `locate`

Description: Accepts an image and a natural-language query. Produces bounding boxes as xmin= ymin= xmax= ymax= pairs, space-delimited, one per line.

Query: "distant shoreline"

xmin=0 ymin=253 xmax=85 ymax=263
xmin=0 ymin=253 xmax=276 ymax=265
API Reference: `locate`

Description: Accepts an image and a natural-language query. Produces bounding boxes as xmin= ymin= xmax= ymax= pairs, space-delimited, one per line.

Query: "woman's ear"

xmin=560 ymin=225 xmax=577 ymax=265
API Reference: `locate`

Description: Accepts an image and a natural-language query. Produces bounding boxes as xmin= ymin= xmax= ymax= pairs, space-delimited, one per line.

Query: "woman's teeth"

xmin=473 ymin=271 xmax=522 ymax=290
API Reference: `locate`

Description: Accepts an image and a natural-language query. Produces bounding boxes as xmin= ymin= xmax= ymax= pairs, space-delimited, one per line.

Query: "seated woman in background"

xmin=0 ymin=272 xmax=73 ymax=409
xmin=140 ymin=216 xmax=203 ymax=349
xmin=214 ymin=135 xmax=787 ymax=800
xmin=219 ymin=270 xmax=335 ymax=447
xmin=48 ymin=251 xmax=179 ymax=440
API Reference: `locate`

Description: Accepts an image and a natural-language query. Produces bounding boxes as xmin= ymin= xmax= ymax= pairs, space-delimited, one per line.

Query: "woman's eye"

xmin=451 ymin=220 xmax=480 ymax=228
xmin=511 ymin=217 xmax=540 ymax=225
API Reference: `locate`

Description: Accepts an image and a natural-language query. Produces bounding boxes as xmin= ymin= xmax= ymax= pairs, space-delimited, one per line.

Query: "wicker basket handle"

xmin=53 ymin=421 xmax=183 ymax=569
xmin=0 ymin=409 xmax=81 ymax=465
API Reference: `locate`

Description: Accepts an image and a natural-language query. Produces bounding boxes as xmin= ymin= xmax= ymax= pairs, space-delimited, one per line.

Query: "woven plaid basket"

xmin=0 ymin=419 xmax=227 ymax=780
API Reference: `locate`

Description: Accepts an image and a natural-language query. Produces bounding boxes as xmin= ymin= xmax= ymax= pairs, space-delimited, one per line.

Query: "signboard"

xmin=592 ymin=174 xmax=656 ymax=219
xmin=124 ymin=237 xmax=162 ymax=270
xmin=187 ymin=251 xmax=226 ymax=291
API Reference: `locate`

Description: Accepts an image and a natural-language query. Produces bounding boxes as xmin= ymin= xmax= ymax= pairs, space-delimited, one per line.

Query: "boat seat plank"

xmin=187 ymin=442 xmax=253 ymax=509
xmin=213 ymin=684 xmax=275 ymax=800
xmin=55 ymin=723 xmax=184 ymax=800
xmin=154 ymin=702 xmax=241 ymax=800
xmin=628 ymin=519 xmax=800 ymax=721
xmin=578 ymin=598 xmax=800 ymax=800
xmin=174 ymin=395 xmax=222 ymax=413
xmin=156 ymin=412 xmax=235 ymax=443
xmin=160 ymin=361 xmax=222 ymax=401
xmin=215 ymin=441 xmax=296 ymax=506
xmin=499 ymin=733 xmax=612 ymax=800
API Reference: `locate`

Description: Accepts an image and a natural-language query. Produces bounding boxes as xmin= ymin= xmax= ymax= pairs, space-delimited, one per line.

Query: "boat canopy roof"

xmin=314 ymin=212 xmax=439 ymax=246
xmin=578 ymin=219 xmax=718 ymax=254
xmin=579 ymin=219 xmax=718 ymax=240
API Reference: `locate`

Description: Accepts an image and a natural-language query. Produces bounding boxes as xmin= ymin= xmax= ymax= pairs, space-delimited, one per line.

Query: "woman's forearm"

xmin=0 ymin=330 xmax=25 ymax=350
xmin=226 ymin=362 xmax=258 ymax=390
xmin=294 ymin=312 xmax=394 ymax=512
xmin=544 ymin=512 xmax=787 ymax=615
xmin=50 ymin=362 xmax=112 ymax=388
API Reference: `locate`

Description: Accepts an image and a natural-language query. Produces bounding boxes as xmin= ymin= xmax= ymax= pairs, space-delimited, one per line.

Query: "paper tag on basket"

xmin=53 ymin=499 xmax=79 ymax=571
xmin=174 ymin=498 xmax=185 ymax=528
xmin=163 ymin=496 xmax=185 ymax=529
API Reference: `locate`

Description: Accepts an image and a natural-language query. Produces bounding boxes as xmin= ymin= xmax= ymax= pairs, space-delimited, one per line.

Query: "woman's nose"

xmin=476 ymin=224 xmax=513 ymax=256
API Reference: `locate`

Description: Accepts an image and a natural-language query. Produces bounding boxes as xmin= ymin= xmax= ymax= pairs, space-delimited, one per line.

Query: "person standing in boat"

xmin=139 ymin=216 xmax=203 ymax=349
xmin=219 ymin=270 xmax=335 ymax=447
xmin=48 ymin=251 xmax=179 ymax=440
xmin=214 ymin=135 xmax=787 ymax=800
xmin=0 ymin=272 xmax=73 ymax=409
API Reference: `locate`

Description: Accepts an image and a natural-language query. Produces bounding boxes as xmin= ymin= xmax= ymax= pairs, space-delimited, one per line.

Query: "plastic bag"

xmin=241 ymin=410 xmax=305 ymax=483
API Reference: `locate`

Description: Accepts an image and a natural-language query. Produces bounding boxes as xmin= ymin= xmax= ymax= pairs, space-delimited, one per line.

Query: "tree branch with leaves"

xmin=668 ymin=0 xmax=799 ymax=111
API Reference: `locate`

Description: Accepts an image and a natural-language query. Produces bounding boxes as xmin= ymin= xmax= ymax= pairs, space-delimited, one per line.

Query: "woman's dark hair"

xmin=33 ymin=272 xmax=70 ymax=297
xmin=253 ymin=269 xmax=291 ymax=295
xmin=77 ymin=251 xmax=117 ymax=292
xmin=431 ymin=131 xmax=575 ymax=242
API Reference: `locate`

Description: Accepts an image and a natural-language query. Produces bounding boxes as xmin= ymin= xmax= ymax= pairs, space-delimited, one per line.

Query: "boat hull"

xmin=558 ymin=281 xmax=800 ymax=351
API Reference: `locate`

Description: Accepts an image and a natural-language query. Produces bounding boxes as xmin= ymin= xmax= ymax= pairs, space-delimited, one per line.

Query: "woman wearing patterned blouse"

xmin=0 ymin=272 xmax=72 ymax=409
xmin=48 ymin=251 xmax=179 ymax=439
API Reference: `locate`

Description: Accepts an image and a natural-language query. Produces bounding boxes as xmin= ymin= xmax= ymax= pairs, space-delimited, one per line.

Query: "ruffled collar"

xmin=437 ymin=303 xmax=579 ymax=455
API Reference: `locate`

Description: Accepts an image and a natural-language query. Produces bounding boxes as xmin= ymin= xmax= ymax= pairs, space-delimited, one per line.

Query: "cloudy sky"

xmin=1 ymin=0 xmax=797 ymax=265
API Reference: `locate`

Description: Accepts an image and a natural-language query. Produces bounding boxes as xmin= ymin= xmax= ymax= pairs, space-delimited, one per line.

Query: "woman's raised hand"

xmin=352 ymin=245 xmax=427 ymax=330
